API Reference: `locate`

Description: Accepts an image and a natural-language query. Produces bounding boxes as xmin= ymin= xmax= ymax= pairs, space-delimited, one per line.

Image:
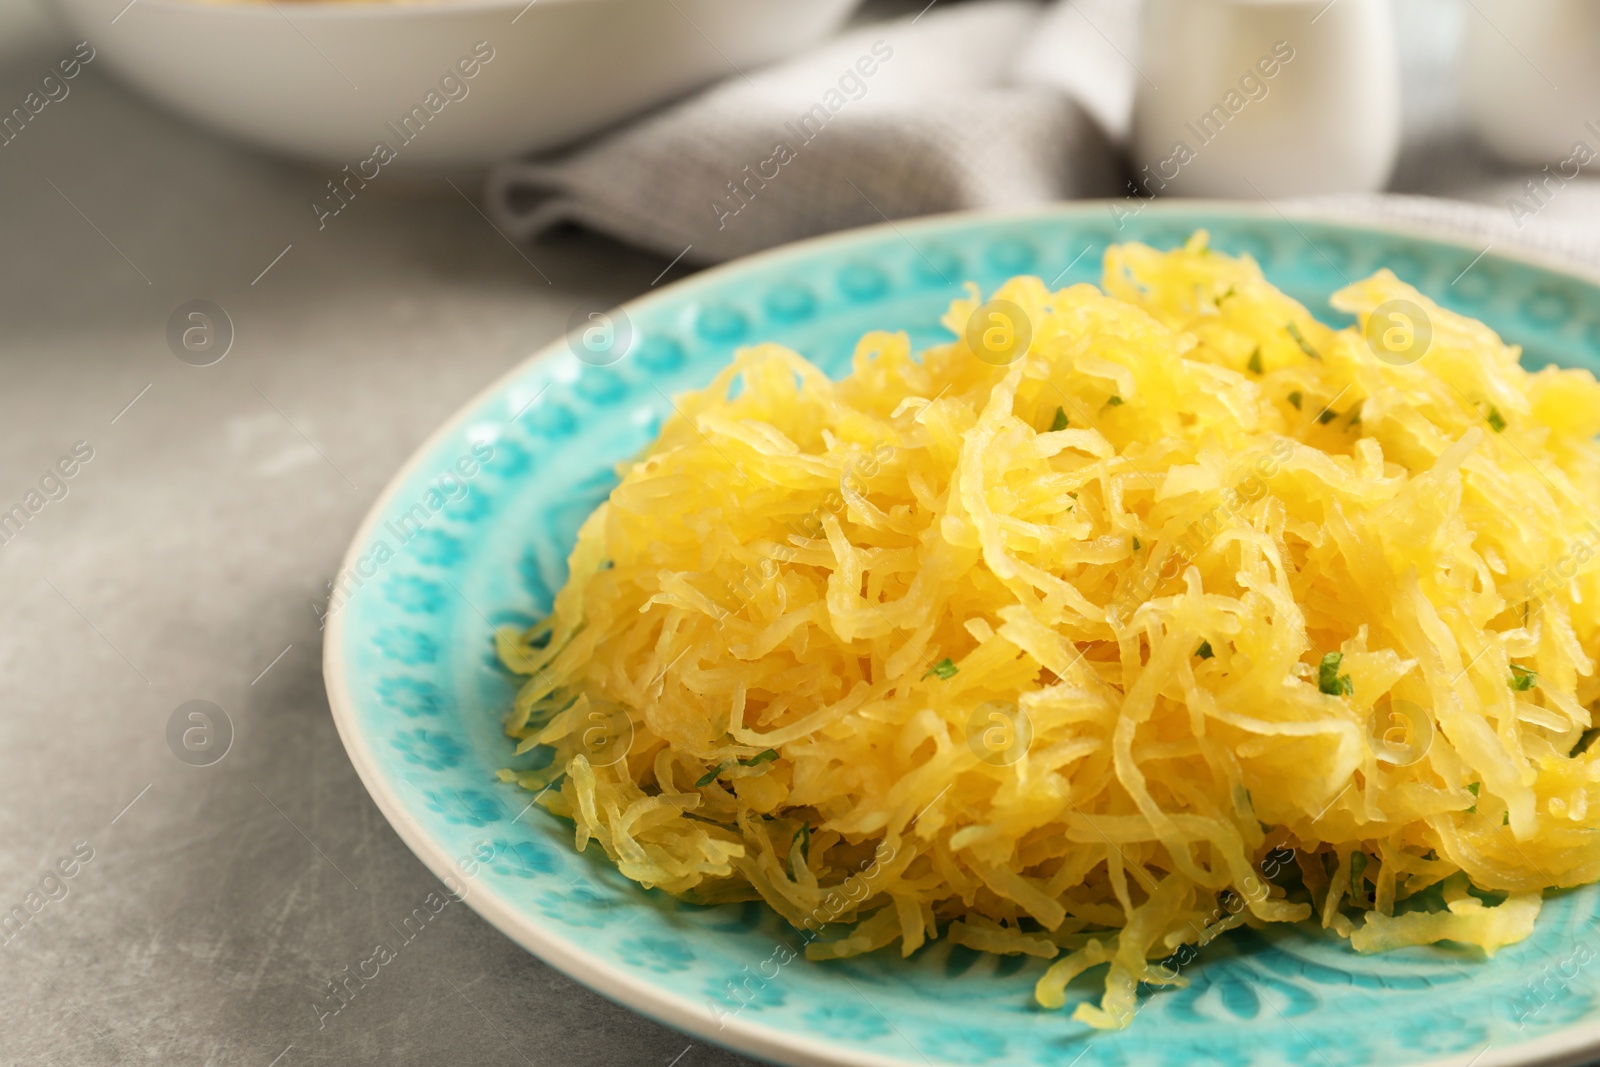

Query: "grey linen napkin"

xmin=484 ymin=1 xmax=1123 ymax=265
xmin=485 ymin=0 xmax=1600 ymax=274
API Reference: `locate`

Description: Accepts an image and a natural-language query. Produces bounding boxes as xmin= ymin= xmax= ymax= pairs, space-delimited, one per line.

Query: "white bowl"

xmin=49 ymin=0 xmax=861 ymax=170
xmin=1460 ymin=0 xmax=1600 ymax=166
xmin=1130 ymin=0 xmax=1401 ymax=199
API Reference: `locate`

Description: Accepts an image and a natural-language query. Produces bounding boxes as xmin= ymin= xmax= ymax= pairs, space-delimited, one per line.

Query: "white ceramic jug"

xmin=1131 ymin=0 xmax=1402 ymax=199
xmin=1461 ymin=0 xmax=1600 ymax=166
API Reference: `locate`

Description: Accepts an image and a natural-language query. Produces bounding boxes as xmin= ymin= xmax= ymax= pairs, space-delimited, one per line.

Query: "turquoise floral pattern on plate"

xmin=325 ymin=205 xmax=1600 ymax=1067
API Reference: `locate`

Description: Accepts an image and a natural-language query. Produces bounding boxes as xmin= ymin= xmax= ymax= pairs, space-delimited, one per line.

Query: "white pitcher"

xmin=1131 ymin=0 xmax=1402 ymax=199
xmin=1461 ymin=0 xmax=1600 ymax=166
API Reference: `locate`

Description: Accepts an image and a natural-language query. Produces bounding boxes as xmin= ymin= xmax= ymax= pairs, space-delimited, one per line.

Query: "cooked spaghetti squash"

xmin=497 ymin=233 xmax=1600 ymax=1027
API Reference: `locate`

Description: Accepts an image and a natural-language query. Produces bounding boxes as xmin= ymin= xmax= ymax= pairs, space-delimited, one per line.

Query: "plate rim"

xmin=323 ymin=199 xmax=1600 ymax=1067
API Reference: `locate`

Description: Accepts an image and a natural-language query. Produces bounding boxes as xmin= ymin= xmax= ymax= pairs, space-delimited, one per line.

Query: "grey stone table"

xmin=0 ymin=0 xmax=1586 ymax=1064
xmin=0 ymin=1 xmax=794 ymax=1063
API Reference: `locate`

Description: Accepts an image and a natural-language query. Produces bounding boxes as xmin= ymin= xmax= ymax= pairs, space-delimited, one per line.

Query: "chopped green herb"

xmin=1288 ymin=391 xmax=1303 ymax=410
xmin=1318 ymin=651 xmax=1343 ymax=690
xmin=792 ymin=823 xmax=811 ymax=861
xmin=1466 ymin=781 xmax=1480 ymax=813
xmin=1509 ymin=664 xmax=1537 ymax=691
xmin=923 ymin=657 xmax=958 ymax=681
xmin=1349 ymin=851 xmax=1368 ymax=899
xmin=1247 ymin=348 xmax=1263 ymax=375
xmin=696 ymin=748 xmax=779 ymax=786
xmin=1195 ymin=640 xmax=1214 ymax=660
xmin=1346 ymin=410 xmax=1361 ymax=427
xmin=1286 ymin=322 xmax=1321 ymax=360
xmin=1106 ymin=396 xmax=1124 ymax=407
xmin=1318 ymin=652 xmax=1354 ymax=696
xmin=1487 ymin=405 xmax=1507 ymax=433
xmin=1317 ymin=409 xmax=1338 ymax=425
xmin=1503 ymin=810 xmax=1511 ymax=825
xmin=1573 ymin=728 xmax=1600 ymax=757
xmin=1048 ymin=406 xmax=1069 ymax=432
xmin=1218 ymin=285 xmax=1236 ymax=304
xmin=1132 ymin=537 xmax=1142 ymax=551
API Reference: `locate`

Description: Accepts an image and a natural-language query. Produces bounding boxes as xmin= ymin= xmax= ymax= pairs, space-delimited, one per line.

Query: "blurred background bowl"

xmin=48 ymin=0 xmax=861 ymax=172
xmin=1131 ymin=0 xmax=1401 ymax=199
xmin=1460 ymin=0 xmax=1600 ymax=167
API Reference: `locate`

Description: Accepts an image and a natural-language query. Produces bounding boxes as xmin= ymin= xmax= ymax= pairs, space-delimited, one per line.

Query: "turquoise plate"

xmin=324 ymin=204 xmax=1600 ymax=1067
